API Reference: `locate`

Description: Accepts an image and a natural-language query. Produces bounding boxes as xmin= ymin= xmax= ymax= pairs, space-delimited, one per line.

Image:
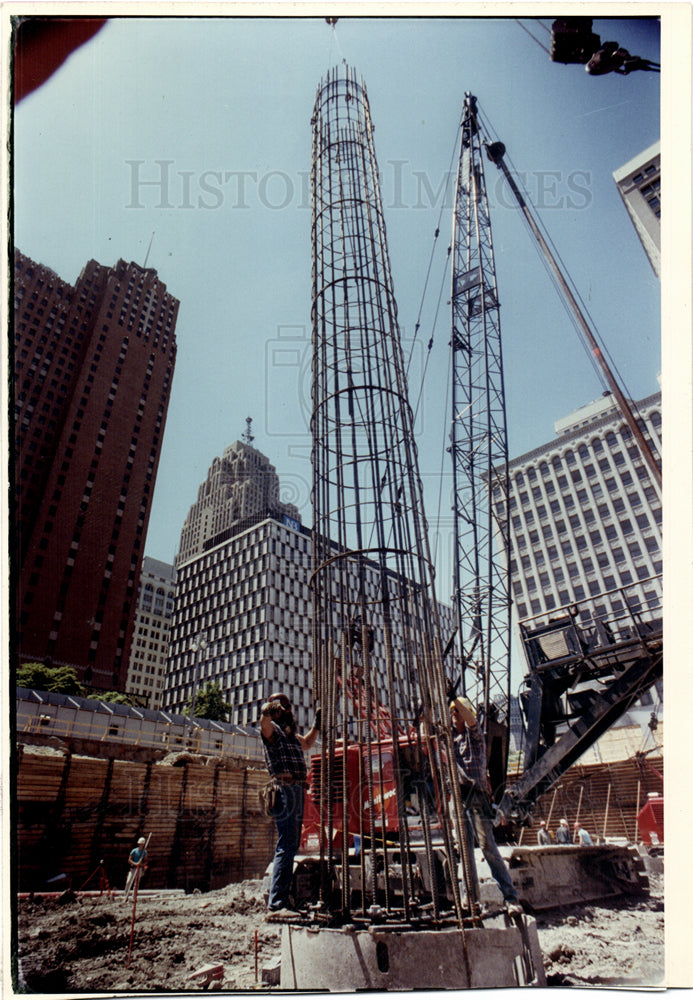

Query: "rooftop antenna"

xmin=143 ymin=231 xmax=155 ymax=268
xmin=242 ymin=416 xmax=254 ymax=445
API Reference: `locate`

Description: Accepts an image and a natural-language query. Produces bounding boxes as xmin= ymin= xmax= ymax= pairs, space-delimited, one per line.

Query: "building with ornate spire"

xmin=175 ymin=429 xmax=300 ymax=565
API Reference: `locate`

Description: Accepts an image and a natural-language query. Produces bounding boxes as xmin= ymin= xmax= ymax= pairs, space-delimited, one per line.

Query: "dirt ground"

xmin=14 ymin=874 xmax=664 ymax=993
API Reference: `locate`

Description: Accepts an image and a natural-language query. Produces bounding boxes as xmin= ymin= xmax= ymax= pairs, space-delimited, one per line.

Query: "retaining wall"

xmin=16 ymin=746 xmax=275 ymax=894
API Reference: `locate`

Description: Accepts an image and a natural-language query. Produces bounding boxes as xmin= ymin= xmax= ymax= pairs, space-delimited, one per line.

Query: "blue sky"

xmin=14 ymin=14 xmax=662 ymax=588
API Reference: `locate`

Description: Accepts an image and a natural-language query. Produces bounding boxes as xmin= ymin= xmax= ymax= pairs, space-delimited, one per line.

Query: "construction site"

xmin=11 ymin=16 xmax=670 ymax=996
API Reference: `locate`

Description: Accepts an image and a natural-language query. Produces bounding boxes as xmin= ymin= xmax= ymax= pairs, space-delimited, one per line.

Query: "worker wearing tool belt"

xmin=260 ymin=692 xmax=321 ymax=914
xmin=450 ymin=696 xmax=521 ymax=913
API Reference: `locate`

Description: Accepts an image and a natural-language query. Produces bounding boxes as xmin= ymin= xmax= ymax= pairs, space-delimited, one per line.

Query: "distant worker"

xmin=124 ymin=836 xmax=148 ymax=901
xmin=537 ymin=820 xmax=554 ymax=846
xmin=450 ymin=696 xmax=522 ymax=914
xmin=555 ymin=818 xmax=572 ymax=845
xmin=586 ymin=41 xmax=660 ymax=75
xmin=260 ymin=692 xmax=321 ymax=917
xmin=574 ymin=821 xmax=593 ymax=846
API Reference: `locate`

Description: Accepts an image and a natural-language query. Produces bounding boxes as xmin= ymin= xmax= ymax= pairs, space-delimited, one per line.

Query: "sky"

xmin=13 ymin=13 xmax=664 ymax=591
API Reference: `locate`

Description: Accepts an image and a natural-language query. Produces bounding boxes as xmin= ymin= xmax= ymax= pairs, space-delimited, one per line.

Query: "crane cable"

xmin=476 ymin=102 xmax=660 ymax=459
xmin=406 ymin=119 xmax=462 ymax=378
xmin=514 ymin=18 xmax=551 ymax=57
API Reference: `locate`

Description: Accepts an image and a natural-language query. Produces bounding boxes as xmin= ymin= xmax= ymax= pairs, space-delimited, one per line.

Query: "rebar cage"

xmin=309 ymin=66 xmax=474 ymax=926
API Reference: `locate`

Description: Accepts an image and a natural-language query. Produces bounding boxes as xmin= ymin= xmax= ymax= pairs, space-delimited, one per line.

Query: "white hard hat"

xmin=138 ymin=837 xmax=146 ymax=845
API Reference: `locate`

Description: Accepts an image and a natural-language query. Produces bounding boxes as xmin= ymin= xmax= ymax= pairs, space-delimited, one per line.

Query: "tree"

xmin=16 ymin=662 xmax=85 ymax=696
xmin=98 ymin=690 xmax=135 ymax=706
xmin=184 ymin=681 xmax=231 ymax=723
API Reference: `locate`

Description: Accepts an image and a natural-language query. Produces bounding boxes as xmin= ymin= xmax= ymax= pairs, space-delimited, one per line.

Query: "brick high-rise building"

xmin=13 ymin=250 xmax=178 ymax=691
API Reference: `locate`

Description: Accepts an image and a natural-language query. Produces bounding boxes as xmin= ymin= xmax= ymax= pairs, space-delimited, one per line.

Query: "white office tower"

xmin=613 ymin=141 xmax=661 ymax=278
xmin=126 ymin=557 xmax=176 ymax=709
xmin=505 ymin=391 xmax=661 ymax=627
xmin=164 ymin=514 xmax=454 ymax=729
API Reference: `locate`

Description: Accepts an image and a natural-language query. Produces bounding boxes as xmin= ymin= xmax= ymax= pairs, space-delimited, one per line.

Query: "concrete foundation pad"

xmin=280 ymin=918 xmax=546 ymax=990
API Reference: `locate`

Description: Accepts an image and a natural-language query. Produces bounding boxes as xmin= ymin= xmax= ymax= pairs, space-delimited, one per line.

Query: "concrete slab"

xmin=280 ymin=918 xmax=545 ymax=990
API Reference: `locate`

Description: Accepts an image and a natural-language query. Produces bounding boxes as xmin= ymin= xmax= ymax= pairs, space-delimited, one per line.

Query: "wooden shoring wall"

xmin=15 ymin=750 xmax=276 ymax=893
xmin=523 ymin=755 xmax=664 ymax=844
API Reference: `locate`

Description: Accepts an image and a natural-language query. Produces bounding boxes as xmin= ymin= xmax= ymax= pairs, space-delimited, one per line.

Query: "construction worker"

xmin=537 ymin=820 xmax=554 ymax=845
xmin=124 ymin=836 xmax=148 ymax=901
xmin=450 ymin=696 xmax=522 ymax=914
xmin=555 ymin=818 xmax=572 ymax=844
xmin=260 ymin=692 xmax=320 ymax=917
xmin=574 ymin=821 xmax=593 ymax=846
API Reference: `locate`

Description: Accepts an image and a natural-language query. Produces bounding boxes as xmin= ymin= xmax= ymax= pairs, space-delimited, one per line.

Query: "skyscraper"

xmin=126 ymin=557 xmax=176 ymax=709
xmin=504 ymin=390 xmax=662 ymax=626
xmin=13 ymin=250 xmax=178 ymax=691
xmin=613 ymin=141 xmax=661 ymax=278
xmin=164 ymin=513 xmax=456 ymax=730
xmin=176 ymin=437 xmax=300 ymax=565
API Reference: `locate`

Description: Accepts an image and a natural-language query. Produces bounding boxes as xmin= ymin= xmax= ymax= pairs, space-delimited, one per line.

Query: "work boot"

xmin=265 ymin=907 xmax=299 ymax=922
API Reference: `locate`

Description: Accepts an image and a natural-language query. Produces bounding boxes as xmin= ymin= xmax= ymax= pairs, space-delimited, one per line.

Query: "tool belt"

xmin=274 ymin=772 xmax=308 ymax=788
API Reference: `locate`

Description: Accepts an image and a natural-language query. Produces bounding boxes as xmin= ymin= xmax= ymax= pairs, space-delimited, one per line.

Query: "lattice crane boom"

xmin=449 ymin=94 xmax=512 ymax=794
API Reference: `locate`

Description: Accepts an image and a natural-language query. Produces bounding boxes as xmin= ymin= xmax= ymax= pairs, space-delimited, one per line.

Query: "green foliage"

xmin=16 ymin=662 xmax=85 ymax=696
xmin=98 ymin=690 xmax=134 ymax=705
xmin=184 ymin=681 xmax=231 ymax=723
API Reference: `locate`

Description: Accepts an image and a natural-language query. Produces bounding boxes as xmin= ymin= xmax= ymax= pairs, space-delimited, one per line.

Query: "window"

xmin=605 ymin=524 xmax=618 ymax=541
xmin=605 ymin=477 xmax=617 ymax=493
xmin=561 ymin=540 xmax=573 ymax=555
xmin=532 ymin=486 xmax=542 ymax=500
xmin=619 ymin=518 xmax=633 ymax=535
xmin=527 ymin=467 xmax=537 ymax=482
xmin=547 ymin=545 xmax=558 ymax=561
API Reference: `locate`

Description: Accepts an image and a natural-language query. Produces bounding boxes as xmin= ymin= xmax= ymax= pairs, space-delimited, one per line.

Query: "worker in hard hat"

xmin=260 ymin=692 xmax=321 ymax=918
xmin=124 ymin=836 xmax=148 ymax=901
xmin=555 ymin=818 xmax=572 ymax=844
xmin=450 ymin=696 xmax=522 ymax=914
xmin=537 ymin=820 xmax=554 ymax=846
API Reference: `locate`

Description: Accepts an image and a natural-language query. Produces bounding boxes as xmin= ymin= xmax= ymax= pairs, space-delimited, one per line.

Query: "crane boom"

xmin=484 ymin=140 xmax=662 ymax=493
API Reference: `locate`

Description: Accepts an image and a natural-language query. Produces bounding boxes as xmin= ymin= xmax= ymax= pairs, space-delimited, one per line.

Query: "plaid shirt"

xmin=452 ymin=720 xmax=488 ymax=790
xmin=262 ymin=721 xmax=307 ymax=782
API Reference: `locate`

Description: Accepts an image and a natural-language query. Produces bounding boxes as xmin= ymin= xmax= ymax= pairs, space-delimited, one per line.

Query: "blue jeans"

xmin=268 ymin=784 xmax=305 ymax=910
xmin=462 ymin=786 xmax=518 ymax=903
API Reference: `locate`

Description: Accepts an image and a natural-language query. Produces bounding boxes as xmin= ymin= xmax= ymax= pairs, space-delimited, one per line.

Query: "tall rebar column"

xmin=310 ymin=66 xmax=470 ymax=925
xmin=449 ymin=93 xmax=512 ymax=797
